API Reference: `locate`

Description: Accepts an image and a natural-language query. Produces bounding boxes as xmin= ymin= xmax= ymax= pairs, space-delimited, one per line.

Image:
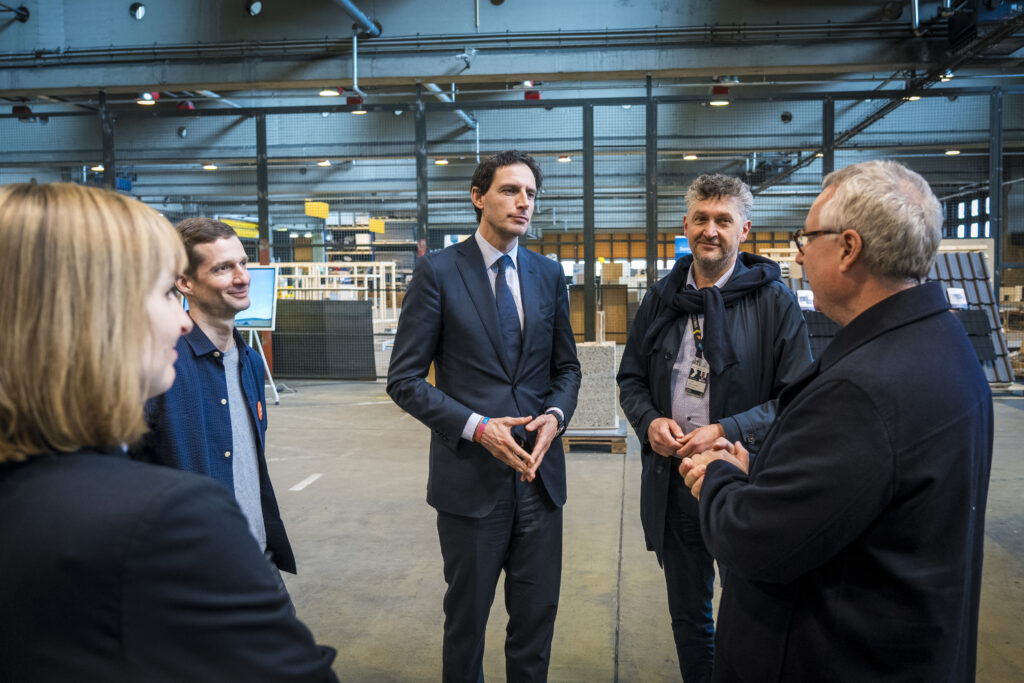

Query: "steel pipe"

xmin=331 ymin=0 xmax=381 ymax=38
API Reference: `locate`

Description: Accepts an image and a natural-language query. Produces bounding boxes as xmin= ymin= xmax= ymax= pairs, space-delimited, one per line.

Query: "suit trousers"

xmin=662 ymin=469 xmax=715 ymax=683
xmin=436 ymin=472 xmax=563 ymax=683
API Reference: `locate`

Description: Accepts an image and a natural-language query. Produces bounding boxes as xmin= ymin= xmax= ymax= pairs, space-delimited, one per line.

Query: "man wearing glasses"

xmin=681 ymin=161 xmax=993 ymax=681
xmin=617 ymin=173 xmax=812 ymax=682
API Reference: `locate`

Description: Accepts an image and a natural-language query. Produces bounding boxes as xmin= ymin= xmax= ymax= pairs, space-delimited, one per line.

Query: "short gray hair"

xmin=685 ymin=174 xmax=754 ymax=222
xmin=820 ymin=160 xmax=942 ymax=281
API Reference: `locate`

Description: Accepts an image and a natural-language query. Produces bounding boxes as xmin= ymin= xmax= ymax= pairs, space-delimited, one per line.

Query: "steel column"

xmin=255 ymin=113 xmax=270 ymax=265
xmin=98 ymin=91 xmax=116 ymax=191
xmin=415 ymin=84 xmax=429 ymax=258
xmin=254 ymin=112 xmax=274 ymax=372
xmin=583 ymin=103 xmax=596 ymax=342
xmin=646 ymin=75 xmax=659 ymax=289
xmin=990 ymin=88 xmax=1004 ymax=296
xmin=822 ymin=97 xmax=835 ymax=177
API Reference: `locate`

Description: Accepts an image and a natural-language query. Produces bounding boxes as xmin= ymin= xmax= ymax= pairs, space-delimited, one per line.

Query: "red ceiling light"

xmin=346 ymin=96 xmax=363 ymax=106
xmin=176 ymin=100 xmax=195 ymax=111
xmin=709 ymin=85 xmax=731 ymax=106
xmin=524 ymin=90 xmax=541 ymax=100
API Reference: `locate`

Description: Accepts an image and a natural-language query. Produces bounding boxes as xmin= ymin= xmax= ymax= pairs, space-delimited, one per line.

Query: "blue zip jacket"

xmin=133 ymin=322 xmax=296 ymax=573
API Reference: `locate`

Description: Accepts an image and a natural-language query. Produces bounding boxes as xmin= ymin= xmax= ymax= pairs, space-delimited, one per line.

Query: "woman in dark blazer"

xmin=0 ymin=183 xmax=337 ymax=682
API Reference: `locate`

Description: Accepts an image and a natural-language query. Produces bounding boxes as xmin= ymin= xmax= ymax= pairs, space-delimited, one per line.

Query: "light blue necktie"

xmin=494 ymin=254 xmax=522 ymax=371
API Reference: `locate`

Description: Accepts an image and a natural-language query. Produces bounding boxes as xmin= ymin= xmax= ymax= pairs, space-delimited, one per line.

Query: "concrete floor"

xmin=268 ymin=380 xmax=1024 ymax=682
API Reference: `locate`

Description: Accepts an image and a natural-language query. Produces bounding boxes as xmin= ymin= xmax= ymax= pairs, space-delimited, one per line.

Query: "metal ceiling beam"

xmin=0 ymin=20 xmax=950 ymax=97
xmin=753 ymin=12 xmax=1024 ymax=194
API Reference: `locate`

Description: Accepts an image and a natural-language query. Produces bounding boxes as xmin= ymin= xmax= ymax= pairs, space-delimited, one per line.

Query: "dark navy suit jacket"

xmin=0 ymin=451 xmax=336 ymax=682
xmin=387 ymin=237 xmax=581 ymax=517
xmin=133 ymin=323 xmax=295 ymax=573
xmin=699 ymin=282 xmax=993 ymax=682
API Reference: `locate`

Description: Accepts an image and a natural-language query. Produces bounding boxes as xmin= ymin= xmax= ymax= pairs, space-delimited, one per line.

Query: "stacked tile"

xmin=802 ymin=311 xmax=840 ymax=360
xmin=783 ymin=252 xmax=1013 ymax=383
xmin=926 ymin=251 xmax=1013 ymax=383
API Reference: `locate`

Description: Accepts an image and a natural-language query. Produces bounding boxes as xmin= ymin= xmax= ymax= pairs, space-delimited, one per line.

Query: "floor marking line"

xmin=289 ymin=473 xmax=323 ymax=491
xmin=613 ymin=451 xmax=626 ymax=683
xmin=269 ymin=448 xmax=358 ymax=463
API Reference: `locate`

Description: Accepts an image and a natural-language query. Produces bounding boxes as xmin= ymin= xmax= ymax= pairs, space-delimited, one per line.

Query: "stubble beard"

xmin=692 ymin=242 xmax=736 ymax=276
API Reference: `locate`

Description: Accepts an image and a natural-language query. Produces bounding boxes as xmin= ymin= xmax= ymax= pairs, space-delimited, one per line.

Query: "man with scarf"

xmin=617 ymin=173 xmax=811 ymax=682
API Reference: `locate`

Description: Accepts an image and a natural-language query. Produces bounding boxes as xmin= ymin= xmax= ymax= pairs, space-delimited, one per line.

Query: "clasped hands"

xmin=476 ymin=414 xmax=559 ymax=482
xmin=647 ymin=417 xmax=749 ymax=499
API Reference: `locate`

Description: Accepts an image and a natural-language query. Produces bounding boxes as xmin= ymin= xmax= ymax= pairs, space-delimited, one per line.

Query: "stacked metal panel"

xmin=786 ymin=251 xmax=1013 ymax=383
xmin=928 ymin=252 xmax=1013 ymax=383
xmin=801 ymin=311 xmax=840 ymax=360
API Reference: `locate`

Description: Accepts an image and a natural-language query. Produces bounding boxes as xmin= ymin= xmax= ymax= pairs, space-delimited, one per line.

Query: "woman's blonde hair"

xmin=0 ymin=183 xmax=186 ymax=462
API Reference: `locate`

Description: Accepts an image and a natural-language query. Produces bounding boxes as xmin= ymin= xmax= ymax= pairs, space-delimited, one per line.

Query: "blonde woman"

xmin=0 ymin=183 xmax=337 ymax=682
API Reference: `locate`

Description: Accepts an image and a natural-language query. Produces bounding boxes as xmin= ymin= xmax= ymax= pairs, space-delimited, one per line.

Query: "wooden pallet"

xmin=563 ymin=434 xmax=628 ymax=454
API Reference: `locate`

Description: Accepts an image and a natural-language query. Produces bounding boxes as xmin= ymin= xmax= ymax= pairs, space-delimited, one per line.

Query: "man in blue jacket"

xmin=682 ymin=160 xmax=993 ymax=681
xmin=134 ymin=218 xmax=295 ymax=578
xmin=618 ymin=174 xmax=811 ymax=682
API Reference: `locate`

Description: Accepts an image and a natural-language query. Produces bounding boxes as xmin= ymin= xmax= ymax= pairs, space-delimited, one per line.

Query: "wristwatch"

xmin=545 ymin=408 xmax=566 ymax=437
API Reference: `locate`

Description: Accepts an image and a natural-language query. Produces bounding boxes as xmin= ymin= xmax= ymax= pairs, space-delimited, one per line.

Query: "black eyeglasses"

xmin=793 ymin=228 xmax=843 ymax=254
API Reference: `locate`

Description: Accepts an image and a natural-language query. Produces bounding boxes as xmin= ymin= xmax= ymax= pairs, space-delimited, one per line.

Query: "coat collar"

xmin=818 ymin=281 xmax=949 ymax=374
xmin=181 ymin=317 xmax=244 ymax=358
xmin=652 ymin=251 xmax=756 ymax=299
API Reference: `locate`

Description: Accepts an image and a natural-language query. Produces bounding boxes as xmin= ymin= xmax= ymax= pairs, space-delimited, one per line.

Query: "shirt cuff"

xmin=544 ymin=407 xmax=564 ymax=422
xmin=462 ymin=412 xmax=485 ymax=442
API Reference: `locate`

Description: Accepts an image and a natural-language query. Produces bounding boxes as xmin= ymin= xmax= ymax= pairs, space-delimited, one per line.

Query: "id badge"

xmin=685 ymin=356 xmax=710 ymax=396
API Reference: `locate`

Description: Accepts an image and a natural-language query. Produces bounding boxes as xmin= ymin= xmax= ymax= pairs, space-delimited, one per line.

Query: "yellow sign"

xmin=305 ymin=200 xmax=329 ymax=219
xmin=369 ymin=217 xmax=385 ymax=234
xmin=220 ymin=218 xmax=259 ymax=239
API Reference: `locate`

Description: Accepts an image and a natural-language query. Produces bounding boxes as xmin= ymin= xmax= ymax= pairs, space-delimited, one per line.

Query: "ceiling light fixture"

xmin=945 ymin=149 xmax=961 ymax=156
xmin=90 ymin=164 xmax=104 ymax=172
xmin=319 ymin=87 xmax=341 ymax=97
xmin=905 ymin=95 xmax=921 ymax=101
xmin=683 ymin=154 xmax=699 ymax=161
xmin=346 ymin=96 xmax=367 ymax=114
xmin=709 ymin=85 xmax=730 ymax=107
xmin=245 ymin=0 xmax=262 ymax=16
xmin=202 ymin=163 xmax=218 ymax=170
xmin=557 ymin=155 xmax=571 ymax=163
xmin=136 ymin=91 xmax=159 ymax=106
xmin=317 ymin=160 xmax=332 ymax=167
xmin=940 ymin=70 xmax=954 ymax=83
xmin=815 ymin=152 xmax=824 ymax=158
xmin=129 ymin=3 xmax=145 ymax=20
xmin=435 ymin=158 xmax=449 ymax=166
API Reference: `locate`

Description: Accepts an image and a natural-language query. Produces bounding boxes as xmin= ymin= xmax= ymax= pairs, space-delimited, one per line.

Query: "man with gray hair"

xmin=618 ymin=173 xmax=812 ymax=682
xmin=681 ymin=160 xmax=993 ymax=681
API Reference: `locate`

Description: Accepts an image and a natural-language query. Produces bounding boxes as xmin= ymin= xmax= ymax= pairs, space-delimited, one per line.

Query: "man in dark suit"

xmin=681 ymin=160 xmax=993 ymax=681
xmin=387 ymin=150 xmax=581 ymax=682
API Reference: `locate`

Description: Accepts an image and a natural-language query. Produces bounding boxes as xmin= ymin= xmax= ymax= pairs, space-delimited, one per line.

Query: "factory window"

xmin=947 ymin=192 xmax=990 ymax=239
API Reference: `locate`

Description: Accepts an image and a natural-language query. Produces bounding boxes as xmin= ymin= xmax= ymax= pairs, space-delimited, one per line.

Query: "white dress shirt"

xmin=670 ymin=262 xmax=735 ymax=435
xmin=461 ymin=231 xmax=562 ymax=441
